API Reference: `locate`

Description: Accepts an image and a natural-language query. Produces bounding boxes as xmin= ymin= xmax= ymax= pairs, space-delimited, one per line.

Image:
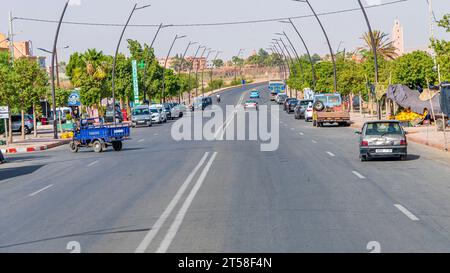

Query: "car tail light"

xmin=361 ymin=140 xmax=369 ymax=146
xmin=307 ymin=109 xmax=312 ymax=112
xmin=400 ymin=139 xmax=407 ymax=145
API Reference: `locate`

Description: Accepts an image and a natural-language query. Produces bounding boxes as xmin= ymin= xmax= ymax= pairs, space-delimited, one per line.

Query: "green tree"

xmin=212 ymin=59 xmax=224 ymax=68
xmin=391 ymin=51 xmax=437 ymax=89
xmin=0 ymin=51 xmax=16 ymax=143
xmin=358 ymin=30 xmax=398 ymax=60
xmin=438 ymin=14 xmax=450 ymax=32
xmin=12 ymin=57 xmax=49 ymax=139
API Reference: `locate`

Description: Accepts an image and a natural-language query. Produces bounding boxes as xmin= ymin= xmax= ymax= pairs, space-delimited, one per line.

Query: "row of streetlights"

xmin=268 ymin=0 xmax=380 ymax=118
xmin=46 ymin=0 xmax=382 ymax=137
xmin=48 ymin=1 xmax=223 ymax=135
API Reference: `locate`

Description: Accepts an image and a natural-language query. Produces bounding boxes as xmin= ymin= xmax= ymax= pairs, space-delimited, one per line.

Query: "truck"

xmin=312 ymin=93 xmax=350 ymax=127
xmin=269 ymin=80 xmax=286 ymax=101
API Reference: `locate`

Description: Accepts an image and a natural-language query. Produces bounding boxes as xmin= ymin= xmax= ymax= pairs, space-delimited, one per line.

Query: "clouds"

xmin=68 ymin=0 xmax=81 ymax=6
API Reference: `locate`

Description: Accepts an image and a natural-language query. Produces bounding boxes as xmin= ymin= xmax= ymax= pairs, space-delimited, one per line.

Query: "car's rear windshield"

xmin=133 ymin=108 xmax=150 ymax=115
xmin=300 ymin=100 xmax=312 ymax=106
xmin=150 ymin=108 xmax=159 ymax=113
xmin=365 ymin=122 xmax=402 ymax=135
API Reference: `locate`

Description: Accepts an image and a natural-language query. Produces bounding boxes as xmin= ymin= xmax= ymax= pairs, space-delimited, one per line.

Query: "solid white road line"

xmin=87 ymin=161 xmax=99 ymax=167
xmin=135 ymin=152 xmax=209 ymax=253
xmin=352 ymin=171 xmax=366 ymax=179
xmin=28 ymin=184 xmax=54 ymax=197
xmin=394 ymin=204 xmax=420 ymax=221
xmin=326 ymin=151 xmax=335 ymax=157
xmin=156 ymin=152 xmax=218 ymax=253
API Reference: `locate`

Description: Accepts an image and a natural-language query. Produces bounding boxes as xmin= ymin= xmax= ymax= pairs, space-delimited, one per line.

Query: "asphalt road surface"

xmin=2 ymin=82 xmax=450 ymax=253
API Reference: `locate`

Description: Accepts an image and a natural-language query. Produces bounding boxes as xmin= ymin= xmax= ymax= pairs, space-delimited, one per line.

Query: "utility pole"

xmin=202 ymin=49 xmax=214 ymax=95
xmin=195 ymin=46 xmax=207 ymax=97
xmin=177 ymin=41 xmax=197 ymax=103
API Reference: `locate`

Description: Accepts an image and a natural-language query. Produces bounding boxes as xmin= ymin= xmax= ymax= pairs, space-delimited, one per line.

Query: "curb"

xmin=0 ymin=140 xmax=70 ymax=154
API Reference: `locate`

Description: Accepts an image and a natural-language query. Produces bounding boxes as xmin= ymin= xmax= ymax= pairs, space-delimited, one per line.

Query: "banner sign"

xmin=132 ymin=60 xmax=140 ymax=106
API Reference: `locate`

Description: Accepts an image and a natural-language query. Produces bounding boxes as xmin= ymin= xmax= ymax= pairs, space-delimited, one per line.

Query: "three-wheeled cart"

xmin=69 ymin=119 xmax=130 ymax=153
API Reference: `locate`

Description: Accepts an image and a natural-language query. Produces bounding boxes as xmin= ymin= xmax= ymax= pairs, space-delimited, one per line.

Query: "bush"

xmin=208 ymin=79 xmax=224 ymax=90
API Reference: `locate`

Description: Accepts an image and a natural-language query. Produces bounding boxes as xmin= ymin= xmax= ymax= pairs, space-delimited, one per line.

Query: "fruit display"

xmin=394 ymin=109 xmax=427 ymax=122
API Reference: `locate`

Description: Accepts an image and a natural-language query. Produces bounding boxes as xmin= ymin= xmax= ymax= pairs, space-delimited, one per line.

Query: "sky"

xmin=1 ymin=0 xmax=449 ymax=63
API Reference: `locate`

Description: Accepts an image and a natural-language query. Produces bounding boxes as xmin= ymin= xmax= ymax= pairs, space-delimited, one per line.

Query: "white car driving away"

xmin=244 ymin=100 xmax=259 ymax=111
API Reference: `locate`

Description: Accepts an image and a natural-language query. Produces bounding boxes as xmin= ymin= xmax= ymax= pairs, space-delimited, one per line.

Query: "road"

xmin=1 ymin=82 xmax=450 ymax=253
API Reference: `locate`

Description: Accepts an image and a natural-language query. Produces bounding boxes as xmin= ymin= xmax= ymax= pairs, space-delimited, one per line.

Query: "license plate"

xmin=376 ymin=149 xmax=392 ymax=153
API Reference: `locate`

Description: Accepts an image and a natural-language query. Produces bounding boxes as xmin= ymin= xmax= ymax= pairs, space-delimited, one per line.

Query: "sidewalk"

xmin=0 ymin=125 xmax=70 ymax=154
xmin=350 ymin=112 xmax=449 ymax=152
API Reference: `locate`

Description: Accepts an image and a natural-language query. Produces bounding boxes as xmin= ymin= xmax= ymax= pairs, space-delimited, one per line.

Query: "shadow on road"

xmin=0 ymin=164 xmax=44 ymax=181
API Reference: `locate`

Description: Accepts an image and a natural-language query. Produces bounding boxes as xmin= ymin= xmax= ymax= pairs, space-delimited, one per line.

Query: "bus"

xmin=269 ymin=80 xmax=286 ymax=101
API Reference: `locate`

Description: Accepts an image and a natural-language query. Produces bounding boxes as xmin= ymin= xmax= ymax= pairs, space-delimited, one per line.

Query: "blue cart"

xmin=69 ymin=119 xmax=130 ymax=153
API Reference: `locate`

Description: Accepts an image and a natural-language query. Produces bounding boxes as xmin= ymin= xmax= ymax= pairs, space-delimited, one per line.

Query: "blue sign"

xmin=68 ymin=91 xmax=81 ymax=106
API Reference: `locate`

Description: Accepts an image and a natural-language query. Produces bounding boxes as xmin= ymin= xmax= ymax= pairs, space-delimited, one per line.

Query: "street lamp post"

xmin=49 ymin=0 xmax=69 ymax=139
xmin=210 ymin=51 xmax=222 ymax=84
xmin=143 ymin=22 xmax=171 ymax=104
xmin=195 ymin=46 xmax=208 ymax=97
xmin=202 ymin=49 xmax=215 ymax=95
xmin=234 ymin=49 xmax=244 ymax=83
xmin=273 ymin=39 xmax=293 ymax=96
xmin=162 ymin=34 xmax=186 ymax=103
xmin=271 ymin=43 xmax=288 ymax=83
xmin=281 ymin=18 xmax=317 ymax=89
xmin=293 ymin=0 xmax=337 ymax=92
xmin=267 ymin=47 xmax=285 ymax=80
xmin=38 ymin=46 xmax=69 ymax=88
xmin=190 ymin=45 xmax=205 ymax=101
xmin=357 ymin=0 xmax=381 ymax=120
xmin=177 ymin=41 xmax=197 ymax=103
xmin=111 ymin=3 xmax=151 ymax=124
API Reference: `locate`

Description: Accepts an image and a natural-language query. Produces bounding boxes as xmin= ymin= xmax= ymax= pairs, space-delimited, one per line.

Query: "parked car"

xmin=276 ymin=93 xmax=288 ymax=104
xmin=149 ymin=107 xmax=167 ymax=124
xmin=356 ymin=120 xmax=407 ymax=161
xmin=192 ymin=96 xmax=213 ymax=111
xmin=286 ymin=99 xmax=299 ymax=114
xmin=175 ymin=103 xmax=187 ymax=117
xmin=304 ymin=102 xmax=314 ymax=122
xmin=131 ymin=105 xmax=152 ymax=127
xmin=294 ymin=99 xmax=313 ymax=119
xmin=283 ymin=98 xmax=295 ymax=111
xmin=11 ymin=114 xmax=34 ymax=134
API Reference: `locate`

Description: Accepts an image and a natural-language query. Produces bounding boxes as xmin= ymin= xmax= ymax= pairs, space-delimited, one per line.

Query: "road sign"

xmin=132 ymin=60 xmax=140 ymax=106
xmin=0 ymin=106 xmax=9 ymax=119
xmin=67 ymin=91 xmax=81 ymax=106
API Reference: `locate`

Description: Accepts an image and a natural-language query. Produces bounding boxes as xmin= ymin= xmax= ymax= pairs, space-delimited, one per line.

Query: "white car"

xmin=244 ymin=100 xmax=259 ymax=110
xmin=150 ymin=106 xmax=167 ymax=123
xmin=304 ymin=102 xmax=313 ymax=122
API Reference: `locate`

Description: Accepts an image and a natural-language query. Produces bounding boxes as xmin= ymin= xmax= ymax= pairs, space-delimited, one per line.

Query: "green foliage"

xmin=212 ymin=59 xmax=224 ymax=68
xmin=391 ymin=51 xmax=437 ymax=89
xmin=438 ymin=14 xmax=450 ymax=32
xmin=208 ymin=79 xmax=224 ymax=90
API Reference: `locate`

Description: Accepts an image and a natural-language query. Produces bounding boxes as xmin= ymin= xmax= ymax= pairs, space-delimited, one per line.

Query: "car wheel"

xmin=360 ymin=155 xmax=368 ymax=162
xmin=313 ymin=120 xmax=317 ymax=127
xmin=179 ymin=112 xmax=183 ymax=118
xmin=400 ymin=154 xmax=407 ymax=161
xmin=93 ymin=140 xmax=103 ymax=153
xmin=112 ymin=141 xmax=123 ymax=151
xmin=23 ymin=126 xmax=31 ymax=135
xmin=69 ymin=141 xmax=78 ymax=153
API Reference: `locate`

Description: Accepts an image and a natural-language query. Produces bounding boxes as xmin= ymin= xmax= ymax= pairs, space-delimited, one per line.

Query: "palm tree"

xmin=358 ymin=30 xmax=398 ymax=60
